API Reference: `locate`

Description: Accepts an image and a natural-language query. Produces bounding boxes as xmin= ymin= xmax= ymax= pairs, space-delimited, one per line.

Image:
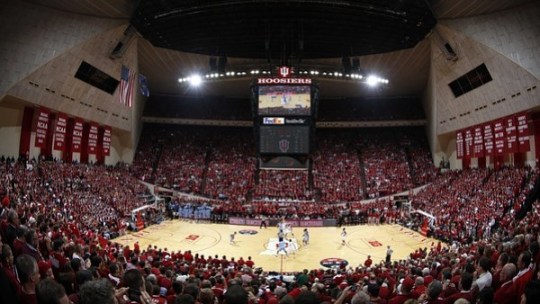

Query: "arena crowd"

xmin=1 ymin=125 xmax=539 ymax=304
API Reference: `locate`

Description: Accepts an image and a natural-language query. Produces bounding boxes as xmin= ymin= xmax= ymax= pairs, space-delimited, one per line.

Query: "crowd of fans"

xmin=254 ymin=170 xmax=312 ymax=201
xmin=2 ymin=160 xmax=539 ymax=303
xmin=203 ymin=133 xmax=257 ymax=203
xmin=1 ymin=123 xmax=539 ymax=303
xmin=312 ymin=136 xmax=365 ymax=202
xmin=357 ymin=134 xmax=414 ymax=198
xmin=134 ymin=126 xmax=438 ymax=203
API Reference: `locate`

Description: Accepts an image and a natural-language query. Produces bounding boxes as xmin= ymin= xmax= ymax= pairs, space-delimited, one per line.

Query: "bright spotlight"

xmin=188 ymin=74 xmax=203 ymax=87
xmin=366 ymin=75 xmax=378 ymax=86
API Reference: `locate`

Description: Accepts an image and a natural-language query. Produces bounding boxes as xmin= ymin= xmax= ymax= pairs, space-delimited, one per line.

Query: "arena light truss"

xmin=178 ymin=68 xmax=389 ymax=86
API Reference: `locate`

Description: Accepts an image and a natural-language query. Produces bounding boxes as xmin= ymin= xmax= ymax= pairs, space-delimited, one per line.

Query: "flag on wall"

xmin=139 ymin=74 xmax=150 ymax=97
xmin=119 ymin=65 xmax=136 ymax=107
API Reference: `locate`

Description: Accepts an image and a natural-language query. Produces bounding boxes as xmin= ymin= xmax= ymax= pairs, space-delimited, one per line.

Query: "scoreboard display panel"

xmin=258 ymin=85 xmax=311 ymax=116
xmin=259 ymin=125 xmax=310 ymax=154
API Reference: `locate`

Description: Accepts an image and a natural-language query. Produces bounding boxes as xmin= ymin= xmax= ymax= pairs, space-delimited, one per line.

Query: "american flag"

xmin=119 ymin=65 xmax=136 ymax=107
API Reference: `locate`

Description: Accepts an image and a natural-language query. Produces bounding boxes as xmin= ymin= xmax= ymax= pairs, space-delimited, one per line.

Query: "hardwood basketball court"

xmin=114 ymin=221 xmax=439 ymax=273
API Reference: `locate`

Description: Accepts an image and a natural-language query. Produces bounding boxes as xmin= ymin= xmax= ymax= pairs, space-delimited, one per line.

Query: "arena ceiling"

xmin=26 ymin=0 xmax=534 ymax=99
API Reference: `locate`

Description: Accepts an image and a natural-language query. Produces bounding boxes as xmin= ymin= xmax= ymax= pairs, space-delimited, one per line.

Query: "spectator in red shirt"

xmin=365 ymin=255 xmax=373 ymax=268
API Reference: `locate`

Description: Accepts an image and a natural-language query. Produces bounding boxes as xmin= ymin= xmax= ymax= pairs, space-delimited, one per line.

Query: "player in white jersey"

xmin=288 ymin=239 xmax=297 ymax=255
xmin=230 ymin=232 xmax=237 ymax=245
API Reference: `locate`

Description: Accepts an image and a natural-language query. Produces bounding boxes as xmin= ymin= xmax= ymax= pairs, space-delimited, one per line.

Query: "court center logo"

xmin=238 ymin=229 xmax=258 ymax=235
xmin=320 ymin=258 xmax=349 ymax=268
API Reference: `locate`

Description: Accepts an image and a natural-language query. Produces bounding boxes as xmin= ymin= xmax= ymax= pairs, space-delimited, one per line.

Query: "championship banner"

xmin=35 ymin=107 xmax=50 ymax=148
xmin=72 ymin=118 xmax=84 ymax=153
xmin=505 ymin=116 xmax=518 ymax=153
xmin=456 ymin=131 xmax=464 ymax=159
xmin=483 ymin=123 xmax=494 ymax=156
xmin=103 ymin=126 xmax=112 ymax=156
xmin=53 ymin=113 xmax=68 ymax=151
xmin=464 ymin=128 xmax=473 ymax=159
xmin=516 ymin=113 xmax=530 ymax=152
xmin=473 ymin=126 xmax=484 ymax=158
xmin=88 ymin=123 xmax=99 ymax=154
xmin=493 ymin=120 xmax=506 ymax=155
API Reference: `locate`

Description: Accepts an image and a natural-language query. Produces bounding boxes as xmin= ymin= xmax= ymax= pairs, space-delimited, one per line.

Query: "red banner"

xmin=493 ymin=120 xmax=505 ymax=155
xmin=456 ymin=131 xmax=464 ymax=159
xmin=53 ymin=113 xmax=68 ymax=151
xmin=483 ymin=124 xmax=494 ymax=156
xmin=103 ymin=126 xmax=111 ymax=156
xmin=464 ymin=129 xmax=473 ymax=159
xmin=505 ymin=116 xmax=518 ymax=153
xmin=72 ymin=118 xmax=84 ymax=153
xmin=516 ymin=113 xmax=530 ymax=152
xmin=88 ymin=123 xmax=99 ymax=154
xmin=34 ymin=107 xmax=50 ymax=148
xmin=473 ymin=126 xmax=484 ymax=158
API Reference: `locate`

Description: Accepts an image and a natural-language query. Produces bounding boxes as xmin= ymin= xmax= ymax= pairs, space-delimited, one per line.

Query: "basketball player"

xmin=230 ymin=232 xmax=237 ymax=245
xmin=277 ymin=229 xmax=285 ymax=242
xmin=277 ymin=218 xmax=287 ymax=233
xmin=288 ymin=239 xmax=297 ymax=255
xmin=276 ymin=239 xmax=288 ymax=257
xmin=302 ymin=228 xmax=309 ymax=246
xmin=341 ymin=227 xmax=347 ymax=245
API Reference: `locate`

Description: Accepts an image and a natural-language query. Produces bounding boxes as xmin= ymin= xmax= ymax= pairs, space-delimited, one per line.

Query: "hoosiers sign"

xmin=257 ymin=78 xmax=312 ymax=84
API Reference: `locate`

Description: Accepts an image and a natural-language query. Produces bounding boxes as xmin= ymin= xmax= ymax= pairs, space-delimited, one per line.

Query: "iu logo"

xmin=278 ymin=66 xmax=291 ymax=78
xmin=279 ymin=139 xmax=290 ymax=153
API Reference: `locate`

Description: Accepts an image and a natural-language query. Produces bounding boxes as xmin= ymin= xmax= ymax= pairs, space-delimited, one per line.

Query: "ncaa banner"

xmin=516 ymin=113 xmax=530 ymax=152
xmin=464 ymin=128 xmax=473 ymax=159
xmin=505 ymin=115 xmax=518 ymax=153
xmin=53 ymin=113 xmax=68 ymax=151
xmin=72 ymin=118 xmax=84 ymax=153
xmin=493 ymin=119 xmax=505 ymax=155
xmin=88 ymin=123 xmax=99 ymax=154
xmin=103 ymin=126 xmax=112 ymax=156
xmin=456 ymin=131 xmax=464 ymax=159
xmin=473 ymin=126 xmax=484 ymax=158
xmin=35 ymin=107 xmax=50 ymax=148
xmin=483 ymin=123 xmax=494 ymax=156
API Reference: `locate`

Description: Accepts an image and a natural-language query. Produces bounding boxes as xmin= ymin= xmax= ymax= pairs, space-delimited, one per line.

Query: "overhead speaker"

xmin=217 ymin=56 xmax=227 ymax=73
xmin=342 ymin=57 xmax=352 ymax=74
xmin=433 ymin=29 xmax=458 ymax=62
xmin=110 ymin=25 xmax=136 ymax=59
xmin=209 ymin=57 xmax=218 ymax=72
xmin=351 ymin=58 xmax=360 ymax=72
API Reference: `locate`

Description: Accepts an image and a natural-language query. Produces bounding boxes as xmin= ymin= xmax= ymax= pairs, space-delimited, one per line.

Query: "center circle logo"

xmin=320 ymin=258 xmax=349 ymax=268
xmin=238 ymin=229 xmax=258 ymax=235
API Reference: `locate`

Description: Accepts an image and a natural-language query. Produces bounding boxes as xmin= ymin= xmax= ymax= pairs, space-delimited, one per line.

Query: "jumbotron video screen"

xmin=258 ymin=85 xmax=311 ymax=116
